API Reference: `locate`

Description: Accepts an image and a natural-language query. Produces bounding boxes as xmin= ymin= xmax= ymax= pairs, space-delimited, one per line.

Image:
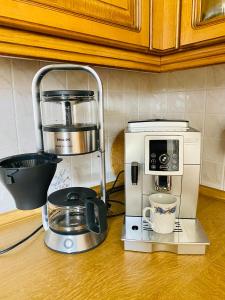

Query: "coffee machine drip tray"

xmin=121 ymin=217 xmax=209 ymax=254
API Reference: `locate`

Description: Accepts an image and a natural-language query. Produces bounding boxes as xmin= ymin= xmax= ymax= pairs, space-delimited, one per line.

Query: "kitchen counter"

xmin=1 ymin=193 xmax=225 ymax=300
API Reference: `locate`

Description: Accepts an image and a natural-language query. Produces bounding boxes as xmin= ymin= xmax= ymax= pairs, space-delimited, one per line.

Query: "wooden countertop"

xmin=1 ymin=193 xmax=225 ymax=300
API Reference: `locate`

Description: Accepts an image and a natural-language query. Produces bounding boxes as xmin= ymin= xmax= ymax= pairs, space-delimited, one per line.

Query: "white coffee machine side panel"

xmin=125 ymin=163 xmax=143 ymax=216
xmin=179 ymin=164 xmax=200 ymax=218
xmin=125 ymin=132 xmax=145 ymax=163
xmin=183 ymin=132 xmax=201 ymax=165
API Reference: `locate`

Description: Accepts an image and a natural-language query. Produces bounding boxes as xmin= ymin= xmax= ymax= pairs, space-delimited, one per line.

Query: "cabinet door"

xmin=181 ymin=0 xmax=225 ymax=47
xmin=0 ymin=0 xmax=149 ymax=50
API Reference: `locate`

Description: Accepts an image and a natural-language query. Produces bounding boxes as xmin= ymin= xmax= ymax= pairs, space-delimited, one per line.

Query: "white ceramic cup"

xmin=143 ymin=193 xmax=177 ymax=234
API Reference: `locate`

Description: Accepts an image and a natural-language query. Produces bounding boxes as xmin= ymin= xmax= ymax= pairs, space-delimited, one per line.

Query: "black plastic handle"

xmin=85 ymin=197 xmax=107 ymax=234
xmin=131 ymin=162 xmax=138 ymax=185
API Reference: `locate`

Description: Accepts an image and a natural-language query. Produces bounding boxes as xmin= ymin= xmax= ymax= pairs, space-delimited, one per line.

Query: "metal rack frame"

xmin=32 ymin=64 xmax=106 ymax=231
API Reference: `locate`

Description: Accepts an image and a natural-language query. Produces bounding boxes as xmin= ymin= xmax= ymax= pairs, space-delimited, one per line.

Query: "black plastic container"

xmin=0 ymin=153 xmax=62 ymax=210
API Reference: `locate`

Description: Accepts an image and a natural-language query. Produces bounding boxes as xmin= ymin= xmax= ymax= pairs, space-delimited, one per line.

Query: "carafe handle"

xmin=85 ymin=197 xmax=107 ymax=234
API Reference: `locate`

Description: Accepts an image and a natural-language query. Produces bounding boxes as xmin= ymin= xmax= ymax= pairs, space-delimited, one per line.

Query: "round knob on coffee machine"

xmin=159 ymin=154 xmax=170 ymax=165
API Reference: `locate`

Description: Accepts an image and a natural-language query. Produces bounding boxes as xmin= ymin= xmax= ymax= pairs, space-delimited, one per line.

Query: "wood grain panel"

xmin=0 ymin=0 xmax=149 ymax=49
xmin=180 ymin=0 xmax=225 ymax=47
xmin=17 ymin=0 xmax=137 ymax=29
xmin=150 ymin=0 xmax=180 ymax=51
xmin=0 ymin=27 xmax=159 ymax=72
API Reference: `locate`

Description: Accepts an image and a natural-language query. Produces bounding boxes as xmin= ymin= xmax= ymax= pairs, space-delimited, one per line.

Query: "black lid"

xmin=43 ymin=123 xmax=98 ymax=132
xmin=48 ymin=187 xmax=97 ymax=207
xmin=0 ymin=152 xmax=60 ymax=169
xmin=42 ymin=90 xmax=94 ymax=98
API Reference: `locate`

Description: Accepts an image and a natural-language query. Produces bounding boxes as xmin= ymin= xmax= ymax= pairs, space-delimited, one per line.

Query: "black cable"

xmin=106 ymin=170 xmax=124 ymax=197
xmin=0 ymin=224 xmax=43 ymax=255
xmin=106 ymin=170 xmax=125 ymax=218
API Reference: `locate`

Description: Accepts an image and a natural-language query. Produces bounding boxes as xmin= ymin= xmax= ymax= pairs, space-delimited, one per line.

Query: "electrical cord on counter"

xmin=106 ymin=170 xmax=125 ymax=218
xmin=0 ymin=224 xmax=43 ymax=255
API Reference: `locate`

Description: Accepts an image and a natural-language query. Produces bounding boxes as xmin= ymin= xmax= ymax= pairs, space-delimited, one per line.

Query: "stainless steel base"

xmin=121 ymin=217 xmax=209 ymax=254
xmin=45 ymin=229 xmax=107 ymax=254
xmin=43 ymin=129 xmax=98 ymax=155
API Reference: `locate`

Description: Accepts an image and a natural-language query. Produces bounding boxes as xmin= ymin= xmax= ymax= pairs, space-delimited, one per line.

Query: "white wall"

xmin=0 ymin=56 xmax=225 ymax=212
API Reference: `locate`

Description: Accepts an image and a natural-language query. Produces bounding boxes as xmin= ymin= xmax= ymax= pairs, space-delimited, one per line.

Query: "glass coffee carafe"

xmin=48 ymin=187 xmax=107 ymax=235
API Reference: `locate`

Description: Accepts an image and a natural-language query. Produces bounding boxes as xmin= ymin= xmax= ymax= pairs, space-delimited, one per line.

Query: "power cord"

xmin=0 ymin=224 xmax=43 ymax=255
xmin=106 ymin=170 xmax=125 ymax=218
xmin=0 ymin=170 xmax=125 ymax=254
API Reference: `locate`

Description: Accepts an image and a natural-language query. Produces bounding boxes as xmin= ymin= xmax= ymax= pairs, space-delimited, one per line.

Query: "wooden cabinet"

xmin=2 ymin=0 xmax=225 ymax=72
xmin=0 ymin=0 xmax=149 ymax=51
xmin=150 ymin=0 xmax=180 ymax=52
xmin=180 ymin=0 xmax=225 ymax=47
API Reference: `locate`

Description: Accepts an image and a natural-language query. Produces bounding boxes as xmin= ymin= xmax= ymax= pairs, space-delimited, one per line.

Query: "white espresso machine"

xmin=122 ymin=119 xmax=209 ymax=254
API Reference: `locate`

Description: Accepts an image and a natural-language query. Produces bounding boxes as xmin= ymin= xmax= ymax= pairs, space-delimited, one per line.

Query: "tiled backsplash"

xmin=0 ymin=56 xmax=225 ymax=212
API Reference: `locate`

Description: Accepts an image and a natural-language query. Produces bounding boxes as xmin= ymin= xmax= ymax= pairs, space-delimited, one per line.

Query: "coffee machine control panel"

xmin=145 ymin=135 xmax=183 ymax=175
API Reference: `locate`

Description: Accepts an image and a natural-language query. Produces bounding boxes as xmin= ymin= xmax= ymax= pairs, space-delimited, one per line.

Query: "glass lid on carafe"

xmin=48 ymin=187 xmax=97 ymax=235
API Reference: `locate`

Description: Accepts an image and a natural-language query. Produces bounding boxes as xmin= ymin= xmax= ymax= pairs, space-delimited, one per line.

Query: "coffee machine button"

xmin=64 ymin=238 xmax=74 ymax=249
xmin=151 ymin=165 xmax=156 ymax=169
xmin=150 ymin=159 xmax=156 ymax=163
xmin=172 ymin=153 xmax=178 ymax=159
xmin=159 ymin=154 xmax=170 ymax=164
xmin=151 ymin=153 xmax=156 ymax=158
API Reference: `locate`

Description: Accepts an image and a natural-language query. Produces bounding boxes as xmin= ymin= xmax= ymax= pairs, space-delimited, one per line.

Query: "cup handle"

xmin=143 ymin=207 xmax=154 ymax=228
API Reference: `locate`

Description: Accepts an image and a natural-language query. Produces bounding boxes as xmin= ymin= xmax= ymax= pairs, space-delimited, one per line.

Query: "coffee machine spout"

xmin=154 ymin=175 xmax=172 ymax=192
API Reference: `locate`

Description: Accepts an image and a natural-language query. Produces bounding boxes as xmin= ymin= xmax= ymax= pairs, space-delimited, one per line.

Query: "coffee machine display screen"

xmin=149 ymin=139 xmax=179 ymax=172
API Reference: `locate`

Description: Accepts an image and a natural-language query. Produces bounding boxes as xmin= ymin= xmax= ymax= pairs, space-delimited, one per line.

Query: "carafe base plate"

xmin=45 ymin=228 xmax=107 ymax=254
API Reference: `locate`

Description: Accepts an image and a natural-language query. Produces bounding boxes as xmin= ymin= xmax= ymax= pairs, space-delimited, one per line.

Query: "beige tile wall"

xmin=0 ymin=56 xmax=224 ymax=212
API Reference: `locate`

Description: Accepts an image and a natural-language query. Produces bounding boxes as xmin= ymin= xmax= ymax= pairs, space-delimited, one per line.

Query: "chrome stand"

xmin=32 ymin=64 xmax=107 ymax=253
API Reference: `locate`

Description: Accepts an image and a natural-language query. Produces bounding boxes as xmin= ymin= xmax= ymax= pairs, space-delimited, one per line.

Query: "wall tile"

xmin=0 ymin=89 xmax=18 ymax=158
xmin=183 ymin=67 xmax=207 ymax=90
xmin=206 ymin=65 xmax=225 ymax=89
xmin=203 ymin=138 xmax=225 ymax=163
xmin=204 ymin=114 xmax=225 ymax=139
xmin=124 ymin=92 xmax=139 ymax=123
xmin=138 ymin=72 xmax=152 ymax=94
xmin=185 ymin=113 xmax=204 ymax=132
xmin=67 ymin=70 xmax=89 ymax=90
xmin=0 ymin=57 xmax=12 ymax=89
xmin=12 ymin=58 xmax=40 ymax=91
xmin=185 ymin=90 xmax=205 ymax=113
xmin=139 ymin=94 xmax=152 ymax=119
xmin=39 ymin=61 xmax=66 ymax=91
xmin=108 ymin=69 xmax=124 ymax=92
xmin=71 ymin=154 xmax=92 ymax=187
xmin=206 ymin=89 xmax=225 ymax=113
xmin=149 ymin=72 xmax=168 ymax=92
xmin=149 ymin=93 xmax=167 ymax=113
xmin=167 ymin=92 xmax=185 ymax=113
xmin=0 ymin=183 xmax=16 ymax=213
xmin=91 ymin=152 xmax=101 ymax=186
xmin=201 ymin=160 xmax=223 ymax=189
xmin=168 ymin=70 xmax=187 ymax=91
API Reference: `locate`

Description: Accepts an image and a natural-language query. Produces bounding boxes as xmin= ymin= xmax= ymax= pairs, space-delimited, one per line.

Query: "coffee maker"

xmin=0 ymin=64 xmax=108 ymax=254
xmin=122 ymin=119 xmax=209 ymax=254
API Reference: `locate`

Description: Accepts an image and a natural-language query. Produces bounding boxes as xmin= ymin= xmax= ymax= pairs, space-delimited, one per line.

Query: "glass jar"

xmin=48 ymin=187 xmax=97 ymax=235
xmin=41 ymin=90 xmax=99 ymax=155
